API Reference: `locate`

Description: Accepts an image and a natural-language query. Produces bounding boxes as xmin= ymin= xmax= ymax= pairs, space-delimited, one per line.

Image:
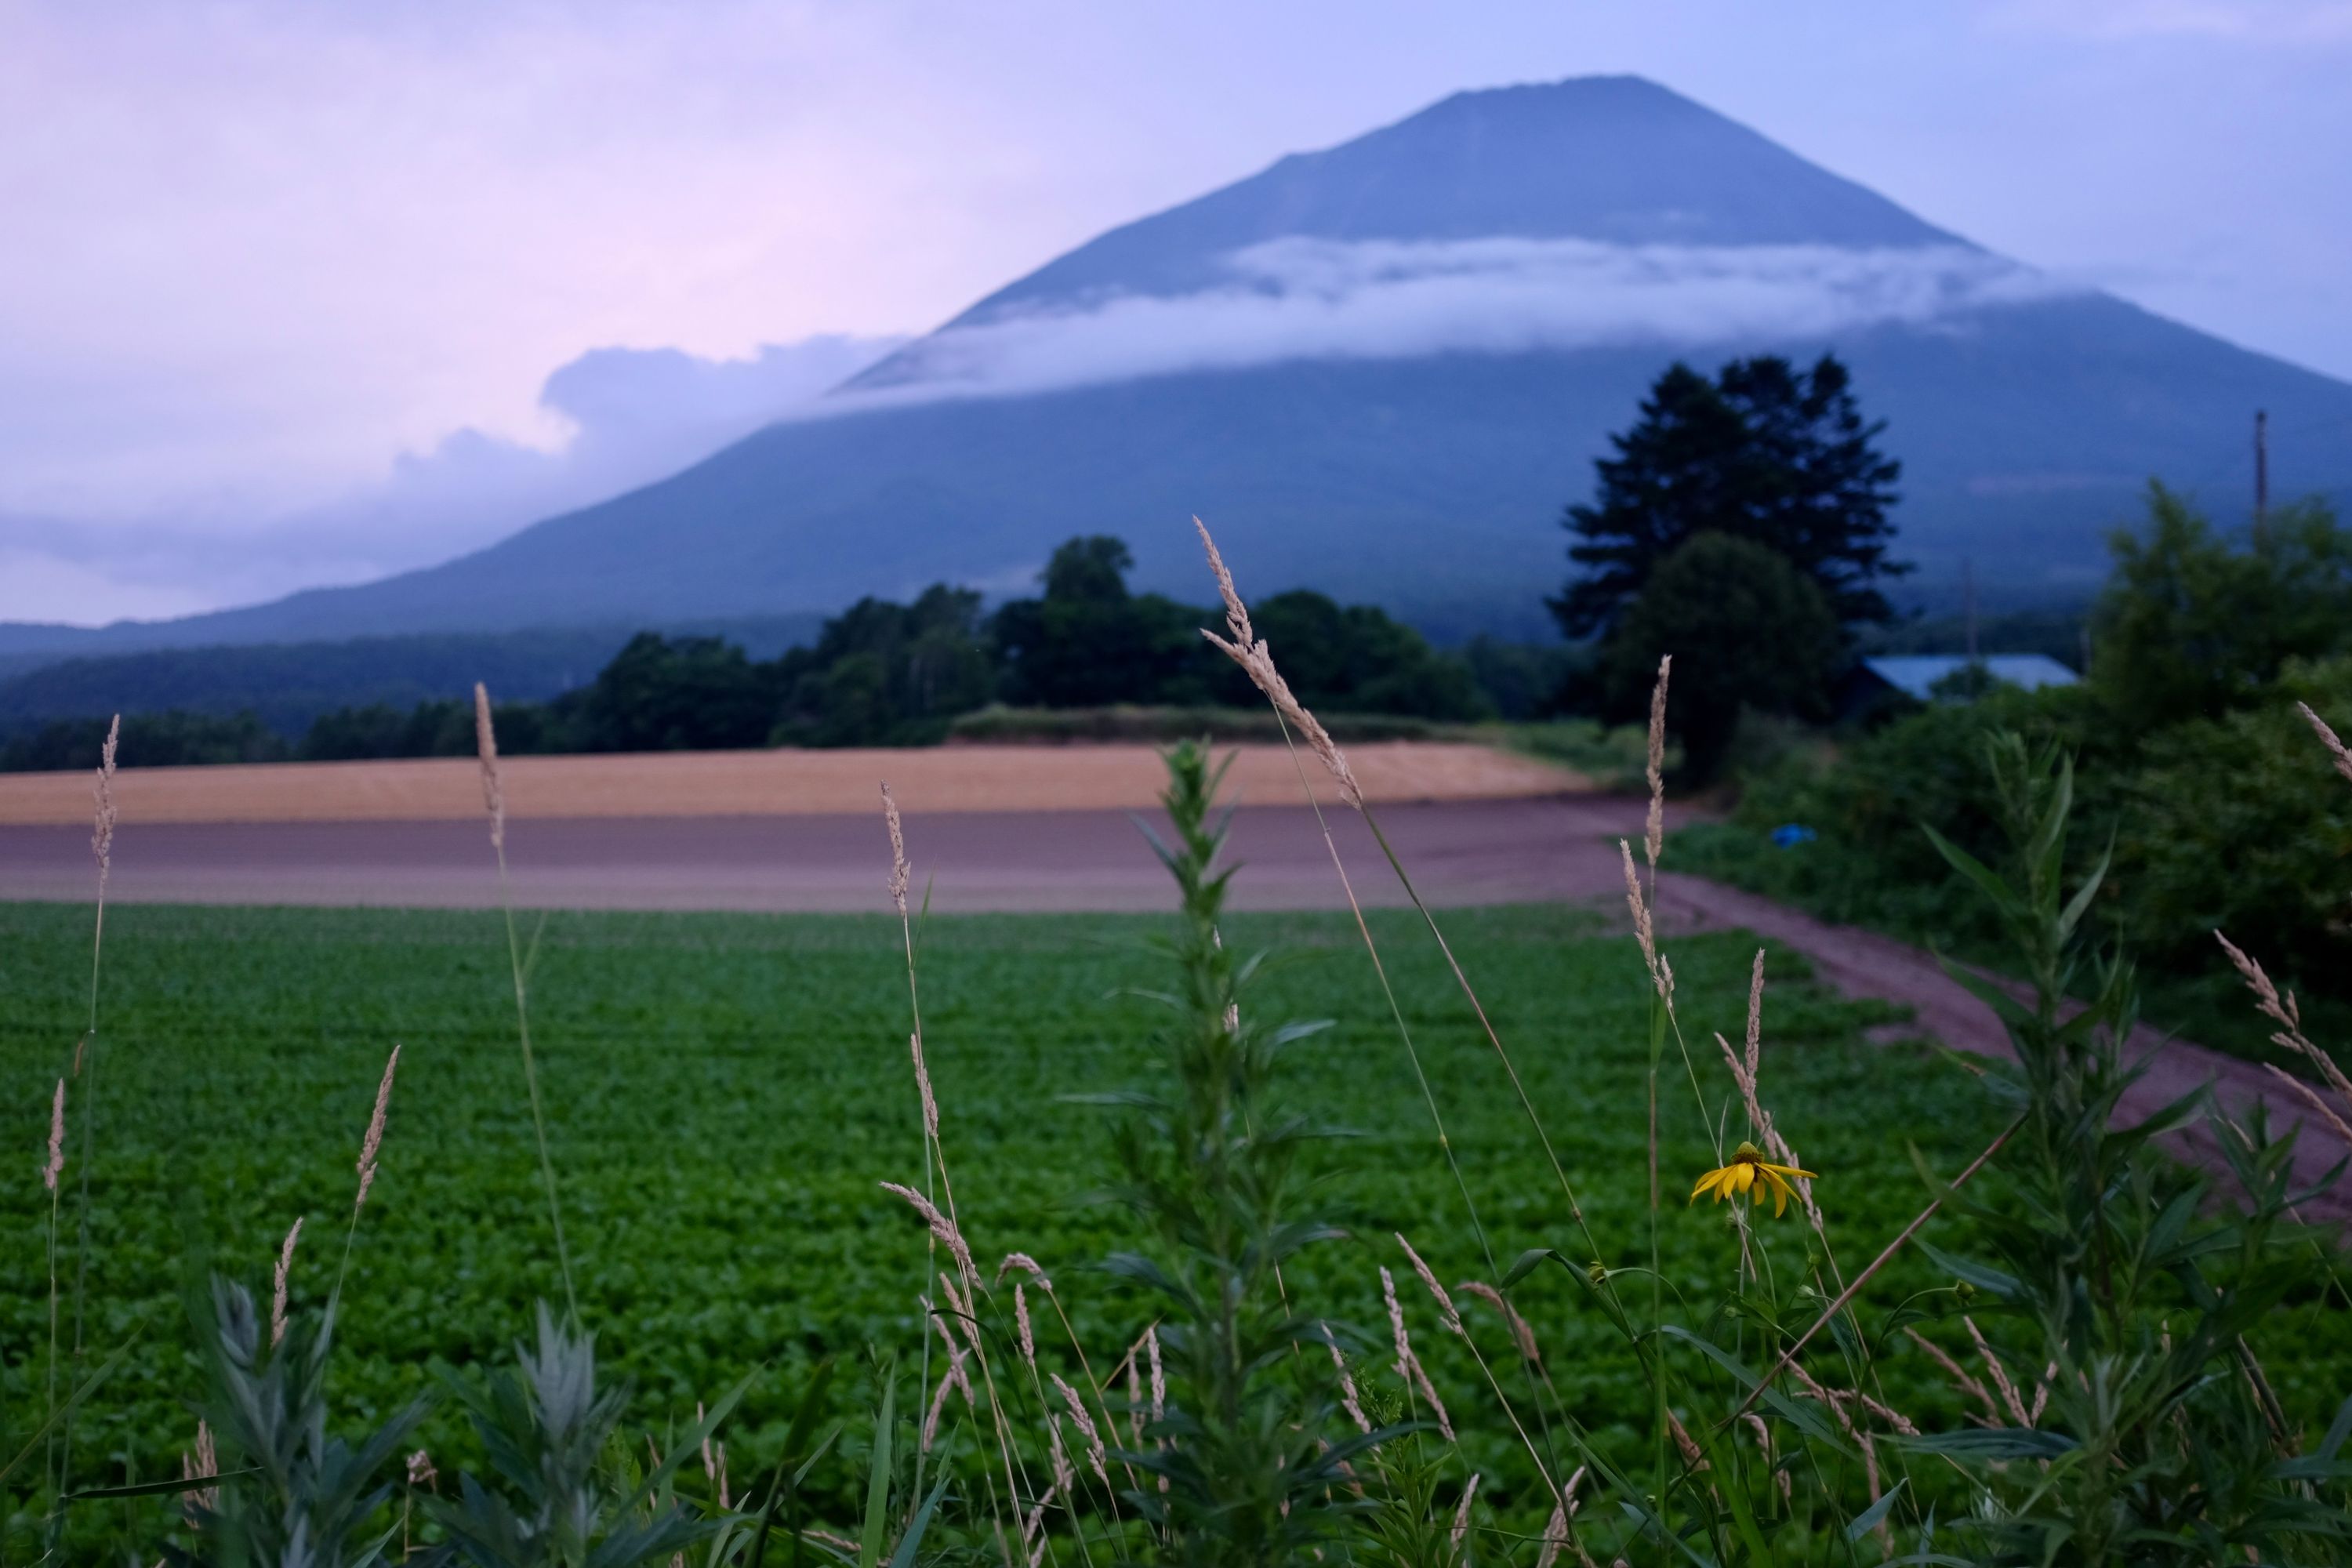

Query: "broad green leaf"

xmin=886 ymin=1470 xmax=953 ymax=1568
xmin=1902 ymin=1426 xmax=2078 ymax=1461
xmin=858 ymin=1362 xmax=896 ymax=1568
xmin=1845 ymin=1478 xmax=1907 ymax=1541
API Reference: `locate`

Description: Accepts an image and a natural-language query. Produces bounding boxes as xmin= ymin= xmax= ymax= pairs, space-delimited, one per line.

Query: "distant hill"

xmin=0 ymin=615 xmax=821 ymax=737
xmin=12 ymin=74 xmax=2350 ymax=660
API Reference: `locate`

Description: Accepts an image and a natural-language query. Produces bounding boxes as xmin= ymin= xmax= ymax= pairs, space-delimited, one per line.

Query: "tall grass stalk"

xmin=331 ymin=1044 xmax=401 ymax=1305
xmin=1189 ymin=521 xmax=1532 ymax=1278
xmin=1240 ymin=695 xmax=1584 ymax=1512
xmin=876 ymin=784 xmax=1046 ymax=1553
xmin=1102 ymin=740 xmax=1376 ymax=1564
xmin=475 ymin=683 xmax=576 ymax=1324
xmin=55 ymin=714 xmax=118 ymax=1519
xmin=1192 ymin=522 xmax=1638 ymax=1506
xmin=40 ymin=1077 xmax=64 ymax=1504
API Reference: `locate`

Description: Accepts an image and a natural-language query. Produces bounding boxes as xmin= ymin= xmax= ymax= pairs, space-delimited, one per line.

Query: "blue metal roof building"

xmin=1857 ymin=655 xmax=2082 ymax=702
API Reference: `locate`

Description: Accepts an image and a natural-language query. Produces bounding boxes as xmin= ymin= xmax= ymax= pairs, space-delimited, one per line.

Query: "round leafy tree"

xmin=1603 ymin=532 xmax=1842 ymax=782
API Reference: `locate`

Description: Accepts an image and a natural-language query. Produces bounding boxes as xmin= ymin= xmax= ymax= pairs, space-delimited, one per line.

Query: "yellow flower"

xmin=1690 ymin=1141 xmax=1817 ymax=1218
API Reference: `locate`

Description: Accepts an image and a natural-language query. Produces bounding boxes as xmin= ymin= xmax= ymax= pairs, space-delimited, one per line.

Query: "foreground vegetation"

xmin=5 ymin=521 xmax=2351 ymax=1565
xmin=1 ymin=898 xmax=2029 ymax=1539
xmin=1680 ymin=487 xmax=2352 ymax=1065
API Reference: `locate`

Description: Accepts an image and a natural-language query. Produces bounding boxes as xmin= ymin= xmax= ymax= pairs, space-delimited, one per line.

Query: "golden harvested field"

xmin=0 ymin=741 xmax=1581 ymax=826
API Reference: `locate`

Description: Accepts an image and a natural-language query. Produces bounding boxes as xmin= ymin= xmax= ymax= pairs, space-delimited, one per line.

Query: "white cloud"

xmin=1987 ymin=0 xmax=2352 ymax=40
xmin=5 ymin=333 xmax=902 ymax=626
xmin=0 ymin=543 xmax=225 ymax=626
xmin=310 ymin=333 xmax=906 ymax=568
xmin=846 ymin=238 xmax=2077 ymax=401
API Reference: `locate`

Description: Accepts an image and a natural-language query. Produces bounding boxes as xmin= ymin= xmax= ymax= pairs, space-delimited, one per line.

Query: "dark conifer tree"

xmin=1551 ymin=353 xmax=1906 ymax=640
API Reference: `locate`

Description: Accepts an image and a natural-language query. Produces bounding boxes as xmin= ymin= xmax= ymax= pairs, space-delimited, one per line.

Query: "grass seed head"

xmin=921 ymin=1361 xmax=962 ymax=1453
xmin=1746 ymin=948 xmax=1765 ymax=1081
xmin=1645 ymin=655 xmax=1670 ymax=869
xmin=2299 ymin=701 xmax=2352 ymax=786
xmin=91 ymin=714 xmax=120 ymax=887
xmin=1536 ymin=1499 xmax=1567 ymax=1568
xmin=182 ymin=1419 xmax=218 ymax=1522
xmin=909 ymin=1034 xmax=940 ymax=1145
xmin=1195 ymin=517 xmax=1254 ymax=647
xmin=1192 ymin=517 xmax=1363 ymax=810
xmin=1396 ymin=1232 xmax=1461 ymax=1335
xmin=271 ymin=1215 xmax=304 ymax=1348
xmin=355 ymin=1044 xmax=401 ymax=1213
xmin=882 ymin=1181 xmax=977 ymax=1291
xmin=1451 ymin=1472 xmax=1479 ymax=1552
xmin=1381 ymin=1265 xmax=1454 ymax=1438
xmin=473 ymin=683 xmax=504 ymax=853
xmin=1322 ymin=1323 xmax=1370 ymax=1436
xmin=1456 ymin=1279 xmax=1541 ymax=1364
xmin=927 ymin=1294 xmax=975 ymax=1395
xmin=938 ymin=1272 xmax=984 ymax=1356
xmin=1381 ymin=1265 xmax=1411 ymax=1378
xmin=1618 ymin=840 xmax=1663 ymax=997
xmin=1049 ymin=1415 xmax=1075 ymax=1496
xmin=881 ymin=782 xmax=910 ymax=916
xmin=43 ymin=1078 xmax=65 ymax=1192
xmin=996 ymin=1251 xmax=1051 ymax=1291
xmin=1051 ymin=1373 xmax=1108 ymax=1483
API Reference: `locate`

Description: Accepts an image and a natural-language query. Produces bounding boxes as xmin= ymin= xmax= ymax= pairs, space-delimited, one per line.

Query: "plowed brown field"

xmin=0 ymin=741 xmax=1580 ymax=827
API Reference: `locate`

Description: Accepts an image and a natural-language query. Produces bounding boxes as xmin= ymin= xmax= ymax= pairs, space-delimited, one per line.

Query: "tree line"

xmin=0 ymin=541 xmax=1505 ymax=770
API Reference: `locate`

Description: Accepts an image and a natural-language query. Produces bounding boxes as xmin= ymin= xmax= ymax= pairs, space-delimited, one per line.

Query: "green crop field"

xmin=2 ymin=895 xmax=2348 ymax=1531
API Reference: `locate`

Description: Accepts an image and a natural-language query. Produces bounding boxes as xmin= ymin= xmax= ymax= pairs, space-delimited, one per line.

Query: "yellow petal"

xmin=1762 ymin=1161 xmax=1818 ymax=1182
xmin=1762 ymin=1169 xmax=1792 ymax=1218
xmin=1730 ymin=1163 xmax=1755 ymax=1196
xmin=1690 ymin=1169 xmax=1725 ymax=1203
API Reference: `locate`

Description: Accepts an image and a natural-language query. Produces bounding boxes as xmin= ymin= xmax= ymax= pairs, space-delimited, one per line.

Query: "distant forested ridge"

xmin=0 ymin=616 xmax=825 ymax=743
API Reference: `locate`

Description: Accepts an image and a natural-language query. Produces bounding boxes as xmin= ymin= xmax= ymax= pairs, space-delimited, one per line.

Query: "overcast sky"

xmin=3 ymin=0 xmax=2349 ymax=624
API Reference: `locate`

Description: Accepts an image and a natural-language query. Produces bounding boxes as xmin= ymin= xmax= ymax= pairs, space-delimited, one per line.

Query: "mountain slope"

xmin=873 ymin=76 xmax=1960 ymax=365
xmin=18 ymin=74 xmax=2352 ymax=658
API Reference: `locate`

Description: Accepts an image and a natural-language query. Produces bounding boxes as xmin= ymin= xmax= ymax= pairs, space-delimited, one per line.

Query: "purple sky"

xmin=3 ymin=0 xmax=2348 ymax=624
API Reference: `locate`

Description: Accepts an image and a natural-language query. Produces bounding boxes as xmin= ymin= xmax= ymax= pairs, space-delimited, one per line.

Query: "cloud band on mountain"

xmin=846 ymin=238 xmax=2077 ymax=401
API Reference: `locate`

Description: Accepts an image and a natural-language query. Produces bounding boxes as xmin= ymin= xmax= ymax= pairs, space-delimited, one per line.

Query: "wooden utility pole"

xmin=2255 ymin=408 xmax=2270 ymax=540
xmin=1962 ymin=557 xmax=1980 ymax=663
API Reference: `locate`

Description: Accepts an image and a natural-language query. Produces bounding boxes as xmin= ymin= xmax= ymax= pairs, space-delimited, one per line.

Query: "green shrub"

xmin=2116 ymin=657 xmax=2352 ymax=985
xmin=1599 ymin=531 xmax=1843 ymax=782
xmin=1914 ymin=736 xmax=2350 ymax=1564
xmin=2091 ymin=485 xmax=2351 ymax=735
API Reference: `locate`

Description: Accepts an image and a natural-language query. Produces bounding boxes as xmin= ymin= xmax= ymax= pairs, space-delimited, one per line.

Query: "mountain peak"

xmin=1395 ymin=73 xmax=1732 ymax=129
xmin=927 ymin=74 xmax=1962 ymax=336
